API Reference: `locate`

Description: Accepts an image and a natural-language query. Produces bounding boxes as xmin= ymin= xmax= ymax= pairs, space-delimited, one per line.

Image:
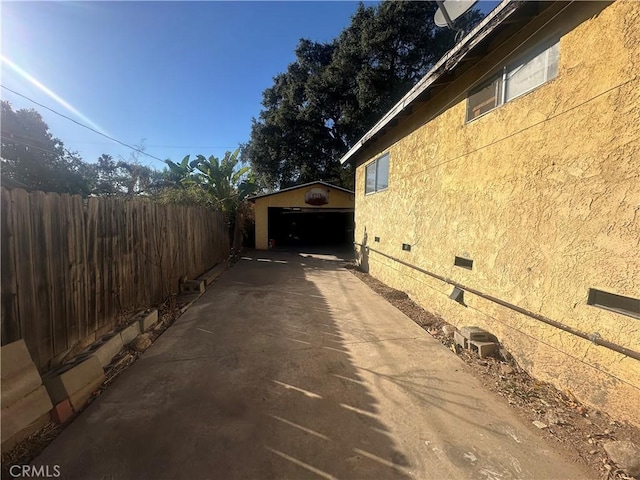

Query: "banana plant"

xmin=165 ymin=149 xmax=257 ymax=215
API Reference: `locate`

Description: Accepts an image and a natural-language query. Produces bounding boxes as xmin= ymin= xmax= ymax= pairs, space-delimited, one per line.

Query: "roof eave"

xmin=339 ymin=0 xmax=522 ymax=165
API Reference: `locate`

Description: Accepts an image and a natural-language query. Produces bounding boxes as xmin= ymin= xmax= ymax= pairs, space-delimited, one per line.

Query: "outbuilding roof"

xmin=248 ymin=180 xmax=354 ymax=202
xmin=339 ymin=0 xmax=553 ymax=165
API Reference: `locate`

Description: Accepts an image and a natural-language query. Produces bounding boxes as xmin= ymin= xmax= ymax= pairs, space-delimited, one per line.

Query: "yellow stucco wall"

xmin=354 ymin=2 xmax=640 ymax=426
xmin=253 ymin=184 xmax=355 ymax=250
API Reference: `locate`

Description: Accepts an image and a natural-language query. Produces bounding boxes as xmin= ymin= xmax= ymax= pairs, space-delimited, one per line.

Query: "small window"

xmin=506 ymin=42 xmax=559 ymax=101
xmin=467 ymin=77 xmax=501 ymax=121
xmin=364 ymin=153 xmax=390 ymax=194
xmin=587 ymin=289 xmax=640 ymax=319
xmin=466 ymin=39 xmax=559 ymax=122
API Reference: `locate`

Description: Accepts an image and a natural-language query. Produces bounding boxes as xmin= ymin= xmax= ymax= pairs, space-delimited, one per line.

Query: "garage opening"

xmin=268 ymin=207 xmax=353 ymax=249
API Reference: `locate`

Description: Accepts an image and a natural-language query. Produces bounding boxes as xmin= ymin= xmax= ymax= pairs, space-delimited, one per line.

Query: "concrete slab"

xmin=1 ymin=385 xmax=52 ymax=451
xmin=33 ymin=251 xmax=592 ymax=480
xmin=1 ymin=340 xmax=43 ymax=407
xmin=43 ymin=356 xmax=105 ymax=411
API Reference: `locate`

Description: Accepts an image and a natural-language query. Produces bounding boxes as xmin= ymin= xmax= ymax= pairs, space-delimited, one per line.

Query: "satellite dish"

xmin=434 ymin=0 xmax=478 ymax=28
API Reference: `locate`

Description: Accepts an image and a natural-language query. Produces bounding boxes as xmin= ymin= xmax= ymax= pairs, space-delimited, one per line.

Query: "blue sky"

xmin=1 ymin=1 xmax=496 ymax=171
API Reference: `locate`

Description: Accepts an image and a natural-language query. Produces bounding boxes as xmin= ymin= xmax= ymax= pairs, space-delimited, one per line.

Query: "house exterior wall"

xmin=353 ymin=1 xmax=640 ymax=426
xmin=254 ymin=185 xmax=354 ymax=250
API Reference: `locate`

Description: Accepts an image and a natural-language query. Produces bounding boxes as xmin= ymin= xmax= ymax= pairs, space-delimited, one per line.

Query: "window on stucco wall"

xmin=466 ymin=39 xmax=559 ymax=122
xmin=365 ymin=153 xmax=389 ymax=194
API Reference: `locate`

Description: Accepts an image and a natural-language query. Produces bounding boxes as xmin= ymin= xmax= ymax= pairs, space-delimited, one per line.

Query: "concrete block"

xmin=470 ymin=340 xmax=497 ymax=358
xmin=91 ymin=333 xmax=124 ymax=367
xmin=50 ymin=399 xmax=74 ymax=424
xmin=197 ymin=263 xmax=226 ymax=286
xmin=137 ymin=309 xmax=158 ymax=332
xmin=1 ymin=340 xmax=43 ymax=407
xmin=180 ymin=280 xmax=205 ymax=294
xmin=120 ymin=322 xmax=141 ymax=345
xmin=453 ymin=331 xmax=468 ymax=349
xmin=1 ymin=385 xmax=52 ymax=450
xmin=44 ymin=356 xmax=105 ymax=411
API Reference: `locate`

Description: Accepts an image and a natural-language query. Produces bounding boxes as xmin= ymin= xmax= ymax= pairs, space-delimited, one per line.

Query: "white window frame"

xmin=364 ymin=153 xmax=389 ymax=195
xmin=466 ymin=38 xmax=559 ymax=122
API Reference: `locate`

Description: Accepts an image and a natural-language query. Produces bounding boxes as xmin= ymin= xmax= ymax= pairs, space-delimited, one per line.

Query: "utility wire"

xmin=1 ymin=134 xmax=66 ymax=157
xmin=1 ymin=85 xmax=166 ymax=164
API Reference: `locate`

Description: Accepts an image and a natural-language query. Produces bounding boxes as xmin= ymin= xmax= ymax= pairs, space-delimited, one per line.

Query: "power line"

xmin=1 ymin=134 xmax=65 ymax=157
xmin=1 ymin=85 xmax=167 ymax=164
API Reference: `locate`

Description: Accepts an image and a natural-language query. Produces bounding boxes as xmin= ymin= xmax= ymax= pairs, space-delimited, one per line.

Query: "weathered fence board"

xmin=0 ymin=187 xmax=229 ymax=371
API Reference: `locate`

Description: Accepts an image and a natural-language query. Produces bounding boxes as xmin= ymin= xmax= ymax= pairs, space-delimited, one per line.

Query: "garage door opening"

xmin=268 ymin=207 xmax=353 ymax=249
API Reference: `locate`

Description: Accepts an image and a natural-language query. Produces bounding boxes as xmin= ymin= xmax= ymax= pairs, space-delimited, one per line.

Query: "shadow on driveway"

xmin=33 ymin=251 xmax=412 ymax=479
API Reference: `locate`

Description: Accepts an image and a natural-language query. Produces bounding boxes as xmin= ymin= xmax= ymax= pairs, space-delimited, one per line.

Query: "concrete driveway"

xmin=34 ymin=251 xmax=591 ymax=479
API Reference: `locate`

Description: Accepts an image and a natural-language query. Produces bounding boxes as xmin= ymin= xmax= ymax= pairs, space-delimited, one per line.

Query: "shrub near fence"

xmin=0 ymin=187 xmax=229 ymax=372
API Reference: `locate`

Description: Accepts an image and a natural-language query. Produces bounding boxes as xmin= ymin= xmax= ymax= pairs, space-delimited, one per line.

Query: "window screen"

xmin=466 ymin=39 xmax=560 ymax=122
xmin=365 ymin=162 xmax=376 ymax=194
xmin=376 ymin=154 xmax=389 ymax=191
xmin=506 ymin=42 xmax=559 ymax=101
xmin=364 ymin=153 xmax=389 ymax=194
xmin=467 ymin=77 xmax=501 ymax=120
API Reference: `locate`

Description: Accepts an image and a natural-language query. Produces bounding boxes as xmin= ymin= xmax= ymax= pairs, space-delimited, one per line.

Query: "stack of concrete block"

xmin=454 ymin=326 xmax=498 ymax=358
xmin=1 ymin=340 xmax=53 ymax=452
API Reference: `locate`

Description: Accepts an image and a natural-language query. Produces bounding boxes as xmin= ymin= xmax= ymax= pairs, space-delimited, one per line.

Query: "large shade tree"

xmin=1 ymin=100 xmax=92 ymax=194
xmin=243 ymin=1 xmax=483 ymax=190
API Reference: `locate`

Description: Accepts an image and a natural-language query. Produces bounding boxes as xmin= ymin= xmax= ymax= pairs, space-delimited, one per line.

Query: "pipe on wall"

xmin=355 ymin=243 xmax=640 ymax=362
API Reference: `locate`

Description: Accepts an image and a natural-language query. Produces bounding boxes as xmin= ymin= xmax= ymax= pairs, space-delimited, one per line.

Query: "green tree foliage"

xmin=90 ymin=152 xmax=161 ymax=197
xmin=1 ymin=100 xmax=167 ymax=197
xmin=1 ymin=100 xmax=91 ymax=194
xmin=163 ymin=149 xmax=257 ymax=216
xmin=244 ymin=1 xmax=483 ymax=189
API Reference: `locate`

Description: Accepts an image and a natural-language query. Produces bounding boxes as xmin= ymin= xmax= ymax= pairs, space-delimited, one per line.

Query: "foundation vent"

xmin=454 ymin=256 xmax=473 ymax=270
xmin=587 ymin=289 xmax=640 ymax=319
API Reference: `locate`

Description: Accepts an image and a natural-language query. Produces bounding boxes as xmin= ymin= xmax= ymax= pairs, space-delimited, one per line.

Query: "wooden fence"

xmin=0 ymin=187 xmax=229 ymax=371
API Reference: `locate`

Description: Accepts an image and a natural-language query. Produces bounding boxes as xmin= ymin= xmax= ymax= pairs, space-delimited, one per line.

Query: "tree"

xmin=1 ymin=100 xmax=92 ymax=194
xmin=243 ymin=1 xmax=484 ymax=190
xmin=163 ymin=149 xmax=258 ymax=250
xmin=164 ymin=149 xmax=257 ymax=215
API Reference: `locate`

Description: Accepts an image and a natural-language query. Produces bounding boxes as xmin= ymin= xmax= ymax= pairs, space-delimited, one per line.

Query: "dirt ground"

xmin=347 ymin=265 xmax=639 ymax=480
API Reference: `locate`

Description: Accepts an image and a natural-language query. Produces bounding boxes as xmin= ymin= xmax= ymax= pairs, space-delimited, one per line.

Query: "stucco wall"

xmin=354 ymin=2 xmax=640 ymax=426
xmin=254 ymin=184 xmax=355 ymax=250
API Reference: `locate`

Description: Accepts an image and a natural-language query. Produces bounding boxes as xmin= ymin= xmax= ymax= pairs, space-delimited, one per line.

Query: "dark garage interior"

xmin=268 ymin=207 xmax=354 ymax=248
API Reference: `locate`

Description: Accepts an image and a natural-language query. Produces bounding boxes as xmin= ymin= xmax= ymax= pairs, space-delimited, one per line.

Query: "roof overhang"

xmin=248 ymin=180 xmax=354 ymax=202
xmin=339 ymin=0 xmax=548 ymax=166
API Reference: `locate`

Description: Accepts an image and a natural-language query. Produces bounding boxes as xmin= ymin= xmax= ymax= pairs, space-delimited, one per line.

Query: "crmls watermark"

xmin=9 ymin=465 xmax=61 ymax=478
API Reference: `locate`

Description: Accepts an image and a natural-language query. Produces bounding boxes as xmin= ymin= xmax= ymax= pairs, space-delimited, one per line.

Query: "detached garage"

xmin=250 ymin=181 xmax=354 ymax=250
